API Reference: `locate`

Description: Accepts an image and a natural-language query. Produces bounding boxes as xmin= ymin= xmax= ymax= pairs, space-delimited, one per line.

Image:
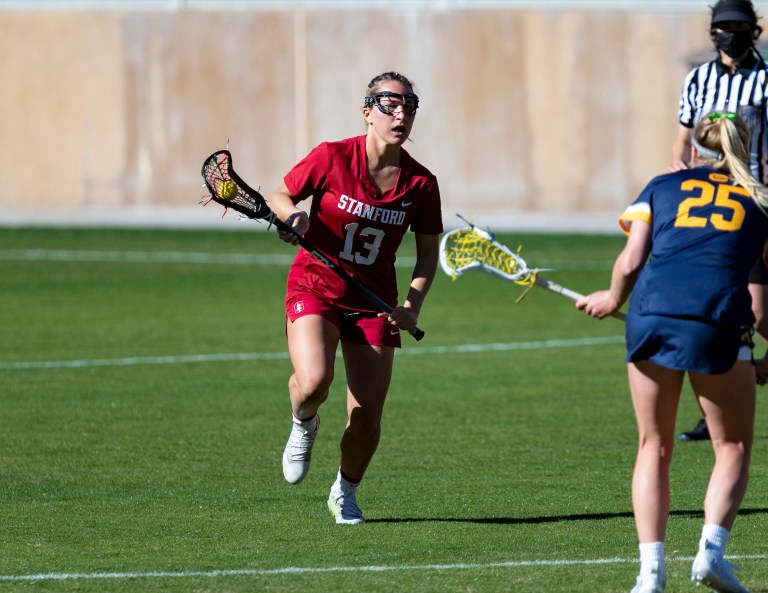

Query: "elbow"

xmin=616 ymin=252 xmax=644 ymax=279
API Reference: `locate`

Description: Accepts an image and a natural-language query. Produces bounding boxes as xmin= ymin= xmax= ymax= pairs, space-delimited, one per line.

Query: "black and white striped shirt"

xmin=679 ymin=49 xmax=768 ymax=184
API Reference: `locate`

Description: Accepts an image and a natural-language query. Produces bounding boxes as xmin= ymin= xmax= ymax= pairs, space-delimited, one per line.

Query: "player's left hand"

xmin=378 ymin=306 xmax=418 ymax=331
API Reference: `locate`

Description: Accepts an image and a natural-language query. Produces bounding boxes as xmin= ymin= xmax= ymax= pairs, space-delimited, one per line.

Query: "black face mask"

xmin=714 ymin=29 xmax=754 ymax=59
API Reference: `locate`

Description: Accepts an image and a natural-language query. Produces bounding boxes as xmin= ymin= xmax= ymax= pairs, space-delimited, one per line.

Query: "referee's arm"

xmin=670 ymin=123 xmax=692 ymax=172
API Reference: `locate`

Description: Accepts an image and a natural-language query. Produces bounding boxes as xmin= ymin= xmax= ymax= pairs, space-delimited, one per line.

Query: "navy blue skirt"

xmin=625 ymin=313 xmax=753 ymax=374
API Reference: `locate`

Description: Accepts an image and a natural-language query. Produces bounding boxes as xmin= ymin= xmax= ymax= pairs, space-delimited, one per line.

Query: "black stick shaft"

xmin=267 ymin=212 xmax=425 ymax=341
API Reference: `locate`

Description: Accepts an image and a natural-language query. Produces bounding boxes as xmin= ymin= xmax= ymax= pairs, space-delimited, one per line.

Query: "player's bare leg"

xmin=628 ymin=361 xmax=683 ymax=543
xmin=691 ymin=362 xmax=755 ymax=530
xmin=326 ymin=342 xmax=394 ymax=523
xmin=282 ymin=315 xmax=340 ymax=484
xmin=627 ymin=361 xmax=684 ymax=592
xmin=689 ymin=362 xmax=754 ymax=593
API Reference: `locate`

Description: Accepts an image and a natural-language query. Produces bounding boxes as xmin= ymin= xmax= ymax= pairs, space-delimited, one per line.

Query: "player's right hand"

xmin=576 ymin=290 xmax=619 ymax=320
xmin=278 ymin=211 xmax=309 ymax=245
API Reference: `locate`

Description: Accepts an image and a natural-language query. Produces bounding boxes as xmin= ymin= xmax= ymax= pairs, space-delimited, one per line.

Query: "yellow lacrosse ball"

xmin=216 ymin=180 xmax=238 ymax=200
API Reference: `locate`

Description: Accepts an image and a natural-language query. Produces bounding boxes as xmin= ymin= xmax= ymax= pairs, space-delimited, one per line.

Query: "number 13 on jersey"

xmin=339 ymin=222 xmax=385 ymax=265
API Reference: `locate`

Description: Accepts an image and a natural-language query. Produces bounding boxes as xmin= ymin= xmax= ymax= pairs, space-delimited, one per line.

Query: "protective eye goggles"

xmin=364 ymin=91 xmax=419 ymax=116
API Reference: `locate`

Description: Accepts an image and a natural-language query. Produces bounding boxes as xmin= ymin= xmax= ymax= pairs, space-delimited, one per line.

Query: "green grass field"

xmin=1 ymin=227 xmax=766 ymax=593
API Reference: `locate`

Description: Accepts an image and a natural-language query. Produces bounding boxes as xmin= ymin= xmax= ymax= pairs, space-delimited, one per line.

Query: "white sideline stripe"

xmin=0 ymin=337 xmax=624 ymax=370
xmin=2 ymin=555 xmax=766 ymax=582
xmin=415 ymin=336 xmax=622 ymax=355
xmin=0 ymin=352 xmax=290 ymax=370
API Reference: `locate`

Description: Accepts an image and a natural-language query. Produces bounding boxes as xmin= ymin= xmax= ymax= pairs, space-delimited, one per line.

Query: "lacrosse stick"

xmin=439 ymin=217 xmax=625 ymax=321
xmin=200 ymin=149 xmax=425 ymax=340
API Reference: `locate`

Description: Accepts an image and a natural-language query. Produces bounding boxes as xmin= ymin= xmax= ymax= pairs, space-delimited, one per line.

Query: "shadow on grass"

xmin=367 ymin=507 xmax=768 ymax=524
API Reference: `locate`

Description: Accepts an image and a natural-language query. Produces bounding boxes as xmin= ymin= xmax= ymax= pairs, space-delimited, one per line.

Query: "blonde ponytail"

xmin=693 ymin=112 xmax=768 ymax=210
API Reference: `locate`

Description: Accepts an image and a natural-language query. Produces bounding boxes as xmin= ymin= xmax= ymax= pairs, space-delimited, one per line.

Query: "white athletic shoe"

xmin=691 ymin=542 xmax=749 ymax=593
xmin=630 ymin=561 xmax=665 ymax=593
xmin=327 ymin=487 xmax=365 ymax=524
xmin=281 ymin=416 xmax=319 ymax=484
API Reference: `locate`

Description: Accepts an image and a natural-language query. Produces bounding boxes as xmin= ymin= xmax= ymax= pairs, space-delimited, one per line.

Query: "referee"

xmin=670 ymin=0 xmax=768 ymax=443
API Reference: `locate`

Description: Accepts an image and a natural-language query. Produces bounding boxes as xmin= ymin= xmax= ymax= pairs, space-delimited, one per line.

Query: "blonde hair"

xmin=693 ymin=112 xmax=768 ymax=208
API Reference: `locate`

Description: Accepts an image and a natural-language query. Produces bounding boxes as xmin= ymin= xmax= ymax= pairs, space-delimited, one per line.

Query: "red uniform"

xmin=283 ymin=136 xmax=443 ymax=320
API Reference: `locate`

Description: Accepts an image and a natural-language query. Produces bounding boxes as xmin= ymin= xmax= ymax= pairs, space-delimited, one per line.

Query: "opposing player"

xmin=268 ymin=72 xmax=443 ymax=524
xmin=671 ymin=0 xmax=768 ymax=442
xmin=578 ymin=112 xmax=768 ymax=593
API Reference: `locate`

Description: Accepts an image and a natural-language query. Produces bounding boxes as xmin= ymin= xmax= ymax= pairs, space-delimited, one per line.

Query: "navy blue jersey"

xmin=619 ymin=166 xmax=768 ymax=326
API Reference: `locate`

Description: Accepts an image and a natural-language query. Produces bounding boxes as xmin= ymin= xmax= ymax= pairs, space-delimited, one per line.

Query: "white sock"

xmin=701 ymin=524 xmax=729 ymax=555
xmin=332 ymin=469 xmax=360 ymax=495
xmin=639 ymin=542 xmax=665 ymax=581
xmin=292 ymin=414 xmax=318 ymax=431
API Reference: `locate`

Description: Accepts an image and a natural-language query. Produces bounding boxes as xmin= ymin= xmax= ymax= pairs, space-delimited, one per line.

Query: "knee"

xmin=637 ymin=437 xmax=674 ymax=465
xmin=713 ymin=439 xmax=751 ymax=463
xmin=348 ymin=405 xmax=383 ymax=436
xmin=289 ymin=371 xmax=333 ymax=404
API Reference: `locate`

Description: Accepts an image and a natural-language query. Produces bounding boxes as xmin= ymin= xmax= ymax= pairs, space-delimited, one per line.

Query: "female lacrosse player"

xmin=267 ymin=71 xmax=442 ymax=524
xmin=578 ymin=112 xmax=768 ymax=593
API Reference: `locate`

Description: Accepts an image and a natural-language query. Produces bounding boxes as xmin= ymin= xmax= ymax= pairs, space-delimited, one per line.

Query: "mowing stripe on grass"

xmin=1 ymin=555 xmax=766 ymax=582
xmin=0 ymin=249 xmax=613 ymax=269
xmin=0 ymin=249 xmax=419 ymax=267
xmin=0 ymin=249 xmax=297 ymax=265
xmin=0 ymin=336 xmax=624 ymax=370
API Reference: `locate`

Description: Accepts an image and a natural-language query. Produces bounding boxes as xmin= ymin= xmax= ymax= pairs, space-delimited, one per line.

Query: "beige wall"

xmin=0 ymin=9 xmax=714 ymax=227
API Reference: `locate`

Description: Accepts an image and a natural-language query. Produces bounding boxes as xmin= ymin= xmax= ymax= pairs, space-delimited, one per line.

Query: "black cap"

xmin=711 ymin=0 xmax=759 ymax=26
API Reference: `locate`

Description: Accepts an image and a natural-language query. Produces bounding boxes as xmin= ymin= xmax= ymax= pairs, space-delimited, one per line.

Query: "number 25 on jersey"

xmin=676 ymin=172 xmax=748 ymax=231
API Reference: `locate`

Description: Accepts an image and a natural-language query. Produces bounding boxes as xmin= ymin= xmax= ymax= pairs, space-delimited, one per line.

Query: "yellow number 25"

xmin=675 ymin=172 xmax=748 ymax=231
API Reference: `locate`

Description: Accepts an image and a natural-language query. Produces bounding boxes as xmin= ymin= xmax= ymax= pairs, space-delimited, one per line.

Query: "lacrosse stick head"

xmin=201 ymin=150 xmax=272 ymax=220
xmin=439 ymin=225 xmax=536 ymax=285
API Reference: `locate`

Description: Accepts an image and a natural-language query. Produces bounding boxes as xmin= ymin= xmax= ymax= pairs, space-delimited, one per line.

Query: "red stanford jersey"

xmin=283 ymin=135 xmax=443 ymax=311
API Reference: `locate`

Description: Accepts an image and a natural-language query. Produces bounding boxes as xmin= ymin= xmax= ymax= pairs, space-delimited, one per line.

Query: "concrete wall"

xmin=0 ymin=8 xmax=717 ymax=229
